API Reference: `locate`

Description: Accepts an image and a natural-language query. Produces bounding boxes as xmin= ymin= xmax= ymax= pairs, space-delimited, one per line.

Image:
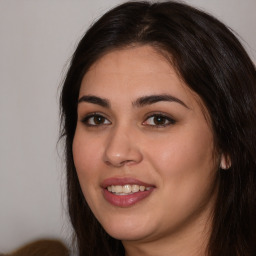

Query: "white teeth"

xmin=131 ymin=185 xmax=140 ymax=192
xmin=139 ymin=186 xmax=145 ymax=191
xmin=107 ymin=184 xmax=152 ymax=194
xmin=113 ymin=185 xmax=122 ymax=193
xmin=123 ymin=184 xmax=131 ymax=193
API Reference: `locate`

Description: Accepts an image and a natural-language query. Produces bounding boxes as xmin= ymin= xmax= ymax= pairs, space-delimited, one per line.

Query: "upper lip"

xmin=101 ymin=177 xmax=155 ymax=189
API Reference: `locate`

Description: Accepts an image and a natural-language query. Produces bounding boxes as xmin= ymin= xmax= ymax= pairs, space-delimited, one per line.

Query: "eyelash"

xmin=81 ymin=112 xmax=176 ymax=128
xmin=81 ymin=113 xmax=111 ymax=127
xmin=142 ymin=113 xmax=176 ymax=127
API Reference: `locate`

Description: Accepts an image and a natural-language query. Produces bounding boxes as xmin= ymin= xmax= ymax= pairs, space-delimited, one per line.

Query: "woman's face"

xmin=73 ymin=45 xmax=219 ymax=244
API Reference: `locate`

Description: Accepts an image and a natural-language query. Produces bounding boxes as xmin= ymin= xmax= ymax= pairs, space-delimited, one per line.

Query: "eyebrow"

xmin=78 ymin=95 xmax=110 ymax=108
xmin=78 ymin=94 xmax=189 ymax=109
xmin=132 ymin=94 xmax=189 ymax=109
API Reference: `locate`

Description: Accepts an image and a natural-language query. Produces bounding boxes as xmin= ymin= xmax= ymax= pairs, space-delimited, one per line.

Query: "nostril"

xmin=104 ymin=159 xmax=133 ymax=167
xmin=120 ymin=159 xmax=137 ymax=166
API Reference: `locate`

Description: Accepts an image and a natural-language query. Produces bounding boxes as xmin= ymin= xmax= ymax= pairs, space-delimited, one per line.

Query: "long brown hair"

xmin=60 ymin=1 xmax=256 ymax=255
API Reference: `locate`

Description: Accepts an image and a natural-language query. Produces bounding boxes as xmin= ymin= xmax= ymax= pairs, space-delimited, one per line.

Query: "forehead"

xmin=80 ymin=45 xmax=203 ymax=110
xmin=86 ymin=45 xmax=173 ymax=75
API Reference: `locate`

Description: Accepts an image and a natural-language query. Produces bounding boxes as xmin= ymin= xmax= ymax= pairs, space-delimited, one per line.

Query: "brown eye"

xmin=143 ymin=114 xmax=175 ymax=127
xmin=153 ymin=116 xmax=167 ymax=125
xmin=82 ymin=114 xmax=111 ymax=126
xmin=93 ymin=115 xmax=105 ymax=125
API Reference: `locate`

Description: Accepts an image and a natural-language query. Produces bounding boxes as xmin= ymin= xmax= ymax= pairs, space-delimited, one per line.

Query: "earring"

xmin=220 ymin=154 xmax=231 ymax=170
xmin=220 ymin=162 xmax=230 ymax=170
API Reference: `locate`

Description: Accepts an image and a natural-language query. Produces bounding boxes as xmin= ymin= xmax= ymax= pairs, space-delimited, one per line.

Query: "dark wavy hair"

xmin=60 ymin=1 xmax=256 ymax=255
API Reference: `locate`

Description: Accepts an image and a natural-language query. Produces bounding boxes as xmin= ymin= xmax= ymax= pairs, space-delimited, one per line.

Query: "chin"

xmin=100 ymin=216 xmax=154 ymax=241
xmin=106 ymin=228 xmax=152 ymax=241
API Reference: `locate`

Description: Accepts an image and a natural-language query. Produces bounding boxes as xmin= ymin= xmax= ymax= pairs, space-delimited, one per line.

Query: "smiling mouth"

xmin=107 ymin=184 xmax=152 ymax=195
xmin=102 ymin=178 xmax=155 ymax=207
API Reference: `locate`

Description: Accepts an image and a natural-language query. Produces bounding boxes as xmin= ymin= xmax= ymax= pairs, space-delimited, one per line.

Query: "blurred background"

xmin=0 ymin=0 xmax=255 ymax=253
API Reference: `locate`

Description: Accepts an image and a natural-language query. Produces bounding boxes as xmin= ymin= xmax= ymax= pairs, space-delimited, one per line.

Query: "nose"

xmin=103 ymin=125 xmax=143 ymax=167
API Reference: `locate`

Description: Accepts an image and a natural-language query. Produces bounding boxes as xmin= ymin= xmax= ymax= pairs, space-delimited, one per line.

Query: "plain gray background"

xmin=0 ymin=0 xmax=255 ymax=253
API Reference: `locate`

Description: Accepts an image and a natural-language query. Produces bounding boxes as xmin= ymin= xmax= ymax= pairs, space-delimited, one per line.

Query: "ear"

xmin=220 ymin=153 xmax=231 ymax=170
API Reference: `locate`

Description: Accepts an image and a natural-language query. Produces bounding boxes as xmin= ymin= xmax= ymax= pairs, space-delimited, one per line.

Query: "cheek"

xmin=72 ymin=129 xmax=105 ymax=212
xmin=144 ymin=128 xmax=217 ymax=223
xmin=72 ymin=129 xmax=102 ymax=184
xmin=145 ymin=125 xmax=216 ymax=184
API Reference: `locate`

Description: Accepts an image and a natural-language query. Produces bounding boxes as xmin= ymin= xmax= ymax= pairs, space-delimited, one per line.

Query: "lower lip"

xmin=103 ymin=189 xmax=154 ymax=207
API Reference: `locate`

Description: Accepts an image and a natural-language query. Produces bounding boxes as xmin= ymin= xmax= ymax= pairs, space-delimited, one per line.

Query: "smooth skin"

xmin=73 ymin=45 xmax=225 ymax=256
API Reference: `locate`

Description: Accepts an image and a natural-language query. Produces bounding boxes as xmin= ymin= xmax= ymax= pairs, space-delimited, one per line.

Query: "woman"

xmin=60 ymin=1 xmax=256 ymax=256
